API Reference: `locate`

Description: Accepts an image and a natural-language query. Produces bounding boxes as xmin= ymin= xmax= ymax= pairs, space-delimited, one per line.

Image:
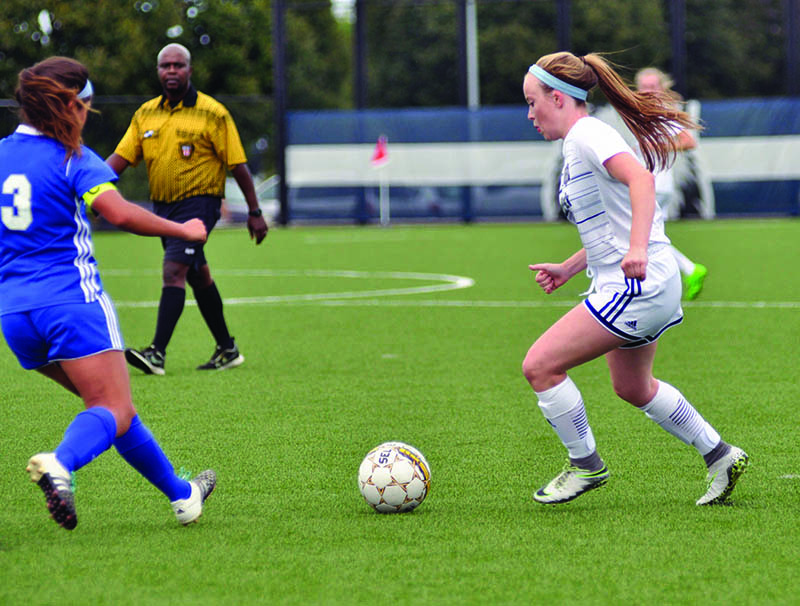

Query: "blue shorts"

xmin=153 ymin=196 xmax=221 ymax=269
xmin=1 ymin=293 xmax=124 ymax=370
xmin=584 ymin=247 xmax=684 ymax=349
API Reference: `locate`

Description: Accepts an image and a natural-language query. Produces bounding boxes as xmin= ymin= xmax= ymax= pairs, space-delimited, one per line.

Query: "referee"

xmin=107 ymin=43 xmax=268 ymax=375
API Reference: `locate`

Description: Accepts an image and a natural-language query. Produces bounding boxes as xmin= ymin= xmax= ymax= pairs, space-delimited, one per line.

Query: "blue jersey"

xmin=0 ymin=125 xmax=118 ymax=315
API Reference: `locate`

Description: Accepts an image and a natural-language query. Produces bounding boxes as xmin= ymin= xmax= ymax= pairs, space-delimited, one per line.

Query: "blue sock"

xmin=113 ymin=415 xmax=191 ymax=501
xmin=55 ymin=407 xmax=117 ymax=472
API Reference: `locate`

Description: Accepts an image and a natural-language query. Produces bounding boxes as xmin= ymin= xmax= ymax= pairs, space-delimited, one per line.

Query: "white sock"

xmin=640 ymin=380 xmax=720 ymax=455
xmin=670 ymin=245 xmax=695 ymax=276
xmin=536 ymin=377 xmax=596 ymax=459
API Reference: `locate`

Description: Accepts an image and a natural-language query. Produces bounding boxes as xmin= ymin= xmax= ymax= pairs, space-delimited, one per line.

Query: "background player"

xmin=635 ymin=67 xmax=707 ymax=300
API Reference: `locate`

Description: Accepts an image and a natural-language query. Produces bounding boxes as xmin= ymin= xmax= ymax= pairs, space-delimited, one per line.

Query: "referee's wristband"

xmin=248 ymin=208 xmax=263 ymax=217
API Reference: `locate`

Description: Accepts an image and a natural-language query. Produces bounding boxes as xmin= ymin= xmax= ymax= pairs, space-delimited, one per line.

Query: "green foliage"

xmin=477 ymin=0 xmax=561 ymax=106
xmin=365 ymin=2 xmax=461 ymax=108
xmin=685 ymin=0 xmax=785 ymax=99
xmin=0 ymin=1 xmax=275 ymax=97
xmin=0 ymin=0 xmax=791 ymax=121
xmin=1 ymin=220 xmax=799 ymax=604
xmin=0 ymin=0 xmax=347 ymax=179
xmin=361 ymin=0 xmax=786 ymax=107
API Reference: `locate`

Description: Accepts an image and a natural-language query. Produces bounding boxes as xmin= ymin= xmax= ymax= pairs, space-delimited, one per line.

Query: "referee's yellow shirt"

xmin=114 ymin=86 xmax=248 ymax=203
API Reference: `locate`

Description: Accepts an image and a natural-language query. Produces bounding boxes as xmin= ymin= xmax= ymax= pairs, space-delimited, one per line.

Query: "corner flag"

xmin=371 ymin=135 xmax=389 ymax=166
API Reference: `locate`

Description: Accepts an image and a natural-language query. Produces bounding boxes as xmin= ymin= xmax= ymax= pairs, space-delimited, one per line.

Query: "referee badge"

xmin=180 ymin=143 xmax=194 ymax=159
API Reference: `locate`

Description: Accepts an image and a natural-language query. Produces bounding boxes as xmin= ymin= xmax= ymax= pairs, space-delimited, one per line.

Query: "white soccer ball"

xmin=358 ymin=441 xmax=431 ymax=513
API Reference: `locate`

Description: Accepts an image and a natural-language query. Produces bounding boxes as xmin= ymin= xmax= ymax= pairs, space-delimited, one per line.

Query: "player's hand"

xmin=182 ymin=218 xmax=208 ymax=243
xmin=621 ymin=247 xmax=648 ymax=280
xmin=248 ymin=215 xmax=268 ymax=245
xmin=529 ymin=263 xmax=570 ymax=294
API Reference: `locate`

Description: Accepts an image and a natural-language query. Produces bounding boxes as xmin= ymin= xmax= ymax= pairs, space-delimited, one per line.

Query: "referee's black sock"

xmin=194 ymin=281 xmax=234 ymax=350
xmin=152 ymin=286 xmax=186 ymax=353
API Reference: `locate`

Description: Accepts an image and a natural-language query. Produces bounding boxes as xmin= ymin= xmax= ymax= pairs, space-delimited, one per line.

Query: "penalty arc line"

xmin=105 ymin=268 xmax=800 ymax=310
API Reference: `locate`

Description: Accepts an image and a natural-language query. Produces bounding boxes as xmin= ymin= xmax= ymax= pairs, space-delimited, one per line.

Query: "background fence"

xmin=4 ymin=94 xmax=799 ymax=224
xmin=285 ymin=98 xmax=800 ymax=223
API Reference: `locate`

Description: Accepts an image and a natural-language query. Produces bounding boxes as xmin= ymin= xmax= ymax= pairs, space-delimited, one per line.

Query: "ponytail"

xmin=536 ymin=52 xmax=700 ymax=171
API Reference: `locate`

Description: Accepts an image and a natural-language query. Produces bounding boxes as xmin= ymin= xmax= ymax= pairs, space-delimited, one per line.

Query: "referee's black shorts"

xmin=152 ymin=195 xmax=221 ymax=269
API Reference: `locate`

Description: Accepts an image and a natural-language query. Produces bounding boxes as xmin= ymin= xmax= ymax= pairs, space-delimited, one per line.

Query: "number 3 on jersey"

xmin=2 ymin=174 xmax=33 ymax=231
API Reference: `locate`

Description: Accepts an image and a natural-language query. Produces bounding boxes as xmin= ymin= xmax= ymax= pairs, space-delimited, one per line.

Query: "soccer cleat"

xmin=684 ymin=263 xmax=708 ymax=300
xmin=196 ymin=339 xmax=244 ymax=371
xmin=533 ymin=462 xmax=610 ymax=505
xmin=125 ymin=345 xmax=165 ymax=376
xmin=26 ymin=453 xmax=77 ymax=530
xmin=696 ymin=446 xmax=749 ymax=505
xmin=171 ymin=470 xmax=217 ymax=525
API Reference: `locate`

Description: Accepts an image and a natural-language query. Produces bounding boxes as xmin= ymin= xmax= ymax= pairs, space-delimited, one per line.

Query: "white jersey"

xmin=559 ymin=117 xmax=670 ymax=266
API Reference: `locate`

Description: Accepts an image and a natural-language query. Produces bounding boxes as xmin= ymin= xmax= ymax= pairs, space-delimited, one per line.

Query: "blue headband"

xmin=77 ymin=79 xmax=94 ymax=100
xmin=528 ymin=64 xmax=588 ymax=101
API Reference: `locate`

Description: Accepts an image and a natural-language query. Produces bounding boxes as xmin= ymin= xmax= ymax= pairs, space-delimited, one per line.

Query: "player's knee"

xmin=88 ymin=402 xmax=135 ymax=436
xmin=187 ymin=265 xmax=212 ymax=290
xmin=162 ymin=261 xmax=188 ymax=287
xmin=522 ymin=350 xmax=554 ymax=390
xmin=612 ymin=381 xmax=651 ymax=407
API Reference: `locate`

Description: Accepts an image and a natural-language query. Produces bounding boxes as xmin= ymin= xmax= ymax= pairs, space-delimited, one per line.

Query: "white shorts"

xmin=584 ymin=247 xmax=683 ymax=349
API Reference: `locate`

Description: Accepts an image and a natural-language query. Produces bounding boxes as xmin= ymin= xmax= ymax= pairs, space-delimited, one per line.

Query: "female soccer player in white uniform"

xmin=0 ymin=57 xmax=215 ymax=529
xmin=521 ymin=52 xmax=747 ymax=506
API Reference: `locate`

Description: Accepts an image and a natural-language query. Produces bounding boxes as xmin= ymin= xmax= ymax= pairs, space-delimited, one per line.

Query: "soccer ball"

xmin=358 ymin=441 xmax=431 ymax=513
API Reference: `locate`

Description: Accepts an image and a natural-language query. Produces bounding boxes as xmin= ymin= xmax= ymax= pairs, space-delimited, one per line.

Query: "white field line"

xmin=104 ymin=268 xmax=800 ymax=310
xmin=109 ymin=269 xmax=474 ymax=308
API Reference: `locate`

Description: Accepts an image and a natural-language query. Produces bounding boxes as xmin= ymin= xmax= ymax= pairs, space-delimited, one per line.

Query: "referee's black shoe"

xmin=197 ymin=339 xmax=244 ymax=371
xmin=125 ymin=344 xmax=166 ymax=375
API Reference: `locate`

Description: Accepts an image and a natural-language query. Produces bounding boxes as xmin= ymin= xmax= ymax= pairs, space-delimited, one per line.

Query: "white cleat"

xmin=27 ymin=452 xmax=77 ymax=530
xmin=533 ymin=462 xmax=609 ymax=505
xmin=696 ymin=446 xmax=749 ymax=505
xmin=171 ymin=470 xmax=217 ymax=525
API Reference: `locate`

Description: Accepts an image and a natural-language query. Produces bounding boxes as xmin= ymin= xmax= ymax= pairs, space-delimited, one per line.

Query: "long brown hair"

xmin=535 ymin=51 xmax=699 ymax=171
xmin=15 ymin=57 xmax=91 ymax=158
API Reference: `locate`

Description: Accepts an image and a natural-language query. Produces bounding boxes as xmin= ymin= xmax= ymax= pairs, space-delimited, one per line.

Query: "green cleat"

xmin=684 ymin=263 xmax=708 ymax=300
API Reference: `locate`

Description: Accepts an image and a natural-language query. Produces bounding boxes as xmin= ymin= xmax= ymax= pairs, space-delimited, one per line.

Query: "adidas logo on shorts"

xmin=624 ymin=320 xmax=638 ymax=330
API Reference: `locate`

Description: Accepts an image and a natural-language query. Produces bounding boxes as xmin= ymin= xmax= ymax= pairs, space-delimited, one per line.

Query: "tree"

xmin=684 ymin=0 xmax=784 ymax=99
xmin=365 ymin=1 xmax=462 ymax=107
xmin=0 ymin=0 xmax=349 ymax=173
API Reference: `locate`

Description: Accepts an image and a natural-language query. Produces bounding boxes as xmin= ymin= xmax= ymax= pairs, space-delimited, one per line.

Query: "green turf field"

xmin=2 ymin=218 xmax=798 ymax=605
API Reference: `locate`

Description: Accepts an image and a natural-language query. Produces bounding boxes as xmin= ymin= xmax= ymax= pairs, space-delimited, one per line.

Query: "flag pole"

xmin=371 ymin=135 xmax=390 ymax=226
xmin=378 ymin=166 xmax=390 ymax=226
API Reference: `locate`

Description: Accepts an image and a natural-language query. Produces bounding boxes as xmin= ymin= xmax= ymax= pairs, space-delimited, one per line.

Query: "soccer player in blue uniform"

xmin=521 ymin=52 xmax=748 ymax=506
xmin=0 ymin=57 xmax=216 ymax=530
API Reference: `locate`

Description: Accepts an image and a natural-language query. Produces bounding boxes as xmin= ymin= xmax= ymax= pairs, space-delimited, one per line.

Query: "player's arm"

xmin=85 ymin=184 xmax=206 ymax=242
xmin=105 ymin=153 xmax=131 ymax=176
xmin=529 ymin=248 xmax=587 ymax=294
xmin=605 ymin=151 xmax=655 ymax=281
xmin=230 ymin=163 xmax=268 ymax=244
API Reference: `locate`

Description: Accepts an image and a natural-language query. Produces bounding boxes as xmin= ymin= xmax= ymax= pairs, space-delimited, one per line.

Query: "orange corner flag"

xmin=371 ymin=135 xmax=389 ymax=166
